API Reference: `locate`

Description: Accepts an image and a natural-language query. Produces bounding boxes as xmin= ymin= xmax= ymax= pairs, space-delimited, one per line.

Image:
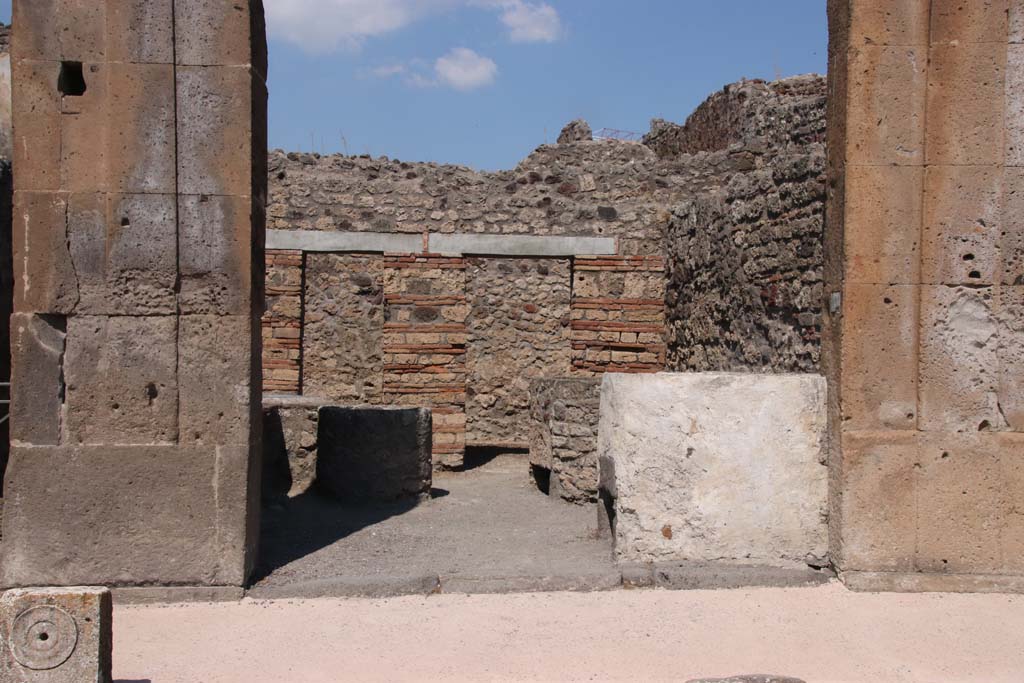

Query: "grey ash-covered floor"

xmin=250 ymin=455 xmax=618 ymax=598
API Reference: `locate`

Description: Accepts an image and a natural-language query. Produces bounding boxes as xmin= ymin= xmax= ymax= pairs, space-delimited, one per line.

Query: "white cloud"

xmin=369 ymin=63 xmax=408 ymax=78
xmin=265 ymin=0 xmax=562 ymax=54
xmin=493 ymin=1 xmax=561 ymax=43
xmin=265 ymin=0 xmax=457 ymax=53
xmin=434 ymin=48 xmax=498 ymax=90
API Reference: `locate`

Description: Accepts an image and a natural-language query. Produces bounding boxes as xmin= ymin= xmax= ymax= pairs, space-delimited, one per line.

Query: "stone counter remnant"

xmin=262 ymin=74 xmax=827 ymax=468
xmin=598 ymin=373 xmax=828 ymax=574
xmin=528 ymin=377 xmax=602 ymax=504
xmin=317 ymin=406 xmax=432 ymax=502
xmin=2 ymin=0 xmax=267 ymax=588
xmin=262 ymin=394 xmax=325 ymax=499
xmin=0 ymin=586 xmax=112 ymax=682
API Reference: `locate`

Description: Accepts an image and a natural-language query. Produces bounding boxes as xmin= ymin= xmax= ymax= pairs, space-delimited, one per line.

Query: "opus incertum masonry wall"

xmin=2 ymin=1 xmax=267 ymax=588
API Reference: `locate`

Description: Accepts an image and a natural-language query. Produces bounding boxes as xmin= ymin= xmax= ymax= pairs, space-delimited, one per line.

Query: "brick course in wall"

xmin=382 ymin=254 xmax=468 ymax=467
xmin=263 ymin=249 xmax=303 ymax=393
xmin=571 ymin=256 xmax=666 ymax=374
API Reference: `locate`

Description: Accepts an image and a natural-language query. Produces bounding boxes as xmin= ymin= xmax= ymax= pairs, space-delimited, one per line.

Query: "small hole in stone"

xmin=963 ymin=253 xmax=975 ymax=261
xmin=120 ymin=217 xmax=130 ymax=227
xmin=941 ymin=451 xmax=950 ymax=459
xmin=38 ymin=632 xmax=49 ymax=641
xmin=146 ymin=383 xmax=159 ymax=404
xmin=58 ymin=61 xmax=87 ymax=96
xmin=969 ymin=270 xmax=982 ymax=279
xmin=883 ymin=297 xmax=893 ymax=304
xmin=979 ymin=420 xmax=992 ymax=431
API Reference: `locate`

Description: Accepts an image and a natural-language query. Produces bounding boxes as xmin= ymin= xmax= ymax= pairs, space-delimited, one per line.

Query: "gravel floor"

xmin=250 ymin=455 xmax=618 ymax=598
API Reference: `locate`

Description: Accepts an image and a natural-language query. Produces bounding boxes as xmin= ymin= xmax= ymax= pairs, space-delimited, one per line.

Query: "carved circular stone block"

xmin=9 ymin=605 xmax=78 ymax=670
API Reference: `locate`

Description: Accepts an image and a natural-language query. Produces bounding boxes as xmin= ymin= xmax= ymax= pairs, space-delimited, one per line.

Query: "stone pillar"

xmin=2 ymin=1 xmax=267 ymax=588
xmin=827 ymin=0 xmax=1024 ymax=591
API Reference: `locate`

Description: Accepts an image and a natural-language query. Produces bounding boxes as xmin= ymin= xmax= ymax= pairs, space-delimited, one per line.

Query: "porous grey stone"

xmin=69 ymin=193 xmax=178 ymax=316
xmin=1 ymin=445 xmax=253 ymax=587
xmin=178 ymin=194 xmax=255 ymax=315
xmin=63 ymin=315 xmax=178 ymax=445
xmin=317 ymin=406 xmax=432 ymax=502
xmin=9 ymin=313 xmax=65 ymax=446
xmin=0 ymin=586 xmax=112 ymax=682
xmin=558 ymin=118 xmax=592 ymax=143
xmin=178 ymin=315 xmax=255 ymax=446
xmin=598 ymin=372 xmax=828 ymax=568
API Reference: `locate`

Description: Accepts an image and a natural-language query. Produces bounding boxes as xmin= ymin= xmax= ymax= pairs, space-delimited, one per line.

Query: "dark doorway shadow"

xmin=456 ymin=445 xmax=529 ymax=472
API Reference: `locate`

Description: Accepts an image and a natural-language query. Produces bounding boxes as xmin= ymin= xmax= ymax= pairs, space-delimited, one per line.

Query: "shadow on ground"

xmin=250 ymin=455 xmax=617 ymax=598
xmin=252 ymin=486 xmax=448 ymax=584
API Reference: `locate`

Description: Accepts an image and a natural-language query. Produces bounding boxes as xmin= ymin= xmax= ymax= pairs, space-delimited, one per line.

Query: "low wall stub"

xmin=598 ymin=372 xmax=827 ymax=569
xmin=528 ymin=377 xmax=602 ymax=504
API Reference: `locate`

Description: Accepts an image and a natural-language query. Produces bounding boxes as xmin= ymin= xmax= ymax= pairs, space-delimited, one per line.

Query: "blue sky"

xmin=0 ymin=1 xmax=827 ymax=170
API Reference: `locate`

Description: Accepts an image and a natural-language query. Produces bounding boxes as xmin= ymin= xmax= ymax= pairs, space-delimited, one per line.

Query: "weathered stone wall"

xmin=466 ymin=258 xmax=571 ymax=445
xmin=304 ymin=253 xmax=383 ymax=403
xmin=382 ymin=254 xmax=468 ymax=466
xmin=665 ymin=150 xmax=826 ymax=373
xmin=644 ymin=77 xmax=827 ymax=158
xmin=528 ymin=378 xmax=601 ymax=504
xmin=3 ymin=0 xmax=267 ymax=588
xmin=262 ymin=74 xmax=826 ymax=467
xmin=268 ymin=140 xmax=668 ymax=255
xmin=572 ymin=256 xmax=666 ymax=373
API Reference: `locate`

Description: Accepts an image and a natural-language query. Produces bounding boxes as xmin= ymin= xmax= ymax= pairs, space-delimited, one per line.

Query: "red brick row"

xmin=570 ymin=320 xmax=664 ymax=332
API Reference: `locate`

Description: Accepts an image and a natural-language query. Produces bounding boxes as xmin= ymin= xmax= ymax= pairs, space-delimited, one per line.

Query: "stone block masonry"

xmin=262 ymin=395 xmax=321 ymax=499
xmin=3 ymin=1 xmax=267 ymax=588
xmin=825 ymin=0 xmax=1024 ymax=592
xmin=466 ymin=257 xmax=572 ymax=446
